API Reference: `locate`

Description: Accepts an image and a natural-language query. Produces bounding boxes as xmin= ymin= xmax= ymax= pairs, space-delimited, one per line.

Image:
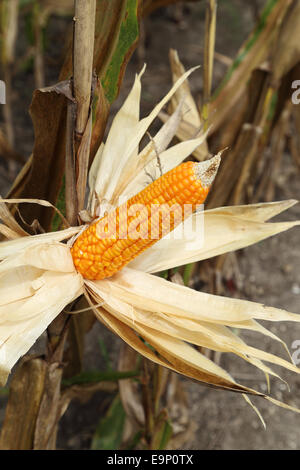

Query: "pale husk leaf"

xmin=93 ymin=67 xmax=144 ymax=214
xmin=95 ymin=67 xmax=199 ymax=209
xmin=0 ymin=198 xmax=28 ymax=237
xmin=168 ymin=49 xmax=201 ymax=128
xmin=114 ymin=100 xmax=185 ymax=202
xmin=0 ymin=242 xmax=75 ymax=274
xmin=206 ymin=200 xmax=298 ymax=222
xmin=0 ymin=226 xmax=80 ymax=259
xmin=96 ymin=300 xmax=300 ymax=415
xmin=0 ymin=269 xmax=83 ymax=385
xmin=87 ymin=280 xmax=282 ymax=381
xmin=159 ymin=110 xmax=206 ymax=160
xmin=129 ymin=205 xmax=300 ymax=273
xmin=86 ymin=271 xmax=300 ymax=376
xmin=166 ymin=49 xmax=209 ymax=161
xmin=0 ymin=265 xmax=43 ymax=307
xmin=122 ymin=132 xmax=209 ymax=200
xmin=94 ymin=268 xmax=300 ymax=324
xmin=86 ymin=284 xmax=262 ymax=395
xmin=0 ymin=224 xmax=20 ymax=240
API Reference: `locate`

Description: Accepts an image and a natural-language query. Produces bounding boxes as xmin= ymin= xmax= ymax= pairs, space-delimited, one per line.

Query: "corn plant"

xmin=0 ymin=0 xmax=299 ymax=451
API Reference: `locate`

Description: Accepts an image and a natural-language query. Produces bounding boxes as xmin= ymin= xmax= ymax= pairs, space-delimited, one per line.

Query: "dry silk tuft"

xmin=71 ymin=156 xmax=220 ymax=280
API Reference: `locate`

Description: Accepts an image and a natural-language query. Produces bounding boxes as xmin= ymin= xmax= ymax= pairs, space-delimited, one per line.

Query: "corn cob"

xmin=71 ymin=156 xmax=220 ymax=280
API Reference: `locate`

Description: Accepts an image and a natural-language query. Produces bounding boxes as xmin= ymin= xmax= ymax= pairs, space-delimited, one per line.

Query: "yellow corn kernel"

xmin=71 ymin=158 xmax=220 ymax=280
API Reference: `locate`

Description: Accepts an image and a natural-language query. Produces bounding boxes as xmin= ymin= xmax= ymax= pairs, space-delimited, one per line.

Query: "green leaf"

xmin=157 ymin=419 xmax=173 ymax=450
xmin=150 ymin=410 xmax=173 ymax=450
xmin=0 ymin=386 xmax=9 ymax=396
xmin=124 ymin=430 xmax=143 ymax=450
xmin=158 ymin=270 xmax=169 ymax=280
xmin=51 ymin=176 xmax=66 ymax=232
xmin=183 ymin=262 xmax=195 ymax=286
xmin=62 ymin=369 xmax=139 ymax=387
xmin=101 ymin=0 xmax=139 ymax=103
xmin=91 ymin=395 xmax=126 ymax=450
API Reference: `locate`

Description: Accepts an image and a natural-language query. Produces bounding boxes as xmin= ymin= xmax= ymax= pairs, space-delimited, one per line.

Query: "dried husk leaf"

xmin=168 ymin=49 xmax=201 ymax=128
xmin=87 ymin=287 xmax=262 ymax=396
xmin=95 ymin=66 xmax=199 ymax=209
xmin=0 ymin=226 xmax=80 ymax=260
xmin=92 ymin=268 xmax=300 ymax=325
xmin=122 ymin=132 xmax=209 ymax=199
xmin=129 ymin=202 xmax=300 ymax=273
xmin=114 ymin=100 xmax=185 ymax=201
xmin=87 ymin=283 xmax=282 ymax=381
xmin=0 ymin=243 xmax=75 ymax=274
xmin=0 ymin=224 xmax=20 ymax=240
xmin=0 ymin=198 xmax=28 ymax=237
xmin=0 ymin=242 xmax=83 ymax=385
xmin=166 ymin=49 xmax=209 ymax=161
xmin=205 ymin=199 xmax=298 ymax=222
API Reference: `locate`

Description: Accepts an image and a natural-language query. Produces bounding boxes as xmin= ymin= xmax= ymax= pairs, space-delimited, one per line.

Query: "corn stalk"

xmin=0 ymin=0 xmax=19 ymax=152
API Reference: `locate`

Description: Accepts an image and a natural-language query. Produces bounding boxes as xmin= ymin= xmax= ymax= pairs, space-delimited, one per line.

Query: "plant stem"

xmin=73 ymin=0 xmax=96 ymax=135
xmin=73 ymin=0 xmax=96 ymax=212
xmin=202 ymin=0 xmax=217 ymax=126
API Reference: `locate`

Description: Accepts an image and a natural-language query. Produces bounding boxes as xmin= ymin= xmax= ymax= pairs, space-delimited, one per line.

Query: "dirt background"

xmin=0 ymin=0 xmax=300 ymax=450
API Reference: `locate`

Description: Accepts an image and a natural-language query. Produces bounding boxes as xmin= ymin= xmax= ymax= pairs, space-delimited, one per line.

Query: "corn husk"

xmin=0 ymin=240 xmax=83 ymax=385
xmin=128 ymin=200 xmax=300 ymax=273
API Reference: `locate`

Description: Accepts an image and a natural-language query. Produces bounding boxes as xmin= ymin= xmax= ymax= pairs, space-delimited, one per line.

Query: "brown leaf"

xmin=33 ymin=361 xmax=64 ymax=450
xmin=0 ymin=357 xmax=47 ymax=450
xmin=7 ymin=81 xmax=73 ymax=230
xmin=33 ymin=314 xmax=70 ymax=450
xmin=207 ymin=68 xmax=270 ymax=208
xmin=271 ymin=0 xmax=300 ymax=86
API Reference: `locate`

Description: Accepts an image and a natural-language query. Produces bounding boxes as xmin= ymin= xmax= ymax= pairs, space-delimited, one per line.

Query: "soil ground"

xmin=0 ymin=0 xmax=300 ymax=450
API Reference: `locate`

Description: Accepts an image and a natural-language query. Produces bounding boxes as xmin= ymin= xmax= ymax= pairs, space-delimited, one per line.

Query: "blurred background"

xmin=0 ymin=0 xmax=300 ymax=449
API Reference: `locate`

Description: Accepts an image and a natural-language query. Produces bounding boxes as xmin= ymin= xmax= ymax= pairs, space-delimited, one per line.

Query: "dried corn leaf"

xmin=0 ymin=226 xmax=80 ymax=259
xmin=93 ymin=268 xmax=300 ymax=325
xmin=271 ymin=1 xmax=300 ymax=85
xmin=95 ymin=66 xmax=199 ymax=208
xmin=0 ymin=199 xmax=28 ymax=237
xmin=122 ymin=132 xmax=209 ymax=199
xmin=167 ymin=49 xmax=208 ymax=161
xmin=88 ymin=288 xmax=262 ymax=396
xmin=0 ymin=242 xmax=83 ymax=385
xmin=0 ymin=357 xmax=47 ymax=449
xmin=129 ymin=201 xmax=300 ymax=273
